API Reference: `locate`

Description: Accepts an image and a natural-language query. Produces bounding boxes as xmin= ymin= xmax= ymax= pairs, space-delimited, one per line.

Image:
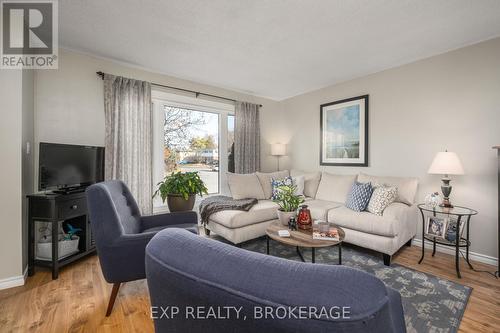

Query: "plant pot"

xmin=277 ymin=210 xmax=297 ymax=226
xmin=167 ymin=194 xmax=196 ymax=212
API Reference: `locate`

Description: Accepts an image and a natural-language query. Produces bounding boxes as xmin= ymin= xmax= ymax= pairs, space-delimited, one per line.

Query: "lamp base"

xmin=440 ymin=176 xmax=454 ymax=208
xmin=440 ymin=197 xmax=453 ymax=208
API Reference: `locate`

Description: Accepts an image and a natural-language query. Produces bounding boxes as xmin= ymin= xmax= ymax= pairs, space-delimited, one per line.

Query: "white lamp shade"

xmin=271 ymin=143 xmax=286 ymax=156
xmin=428 ymin=151 xmax=465 ymax=175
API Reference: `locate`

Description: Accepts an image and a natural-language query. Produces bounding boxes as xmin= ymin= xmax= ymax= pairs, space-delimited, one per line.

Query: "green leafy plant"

xmin=272 ymin=184 xmax=304 ymax=212
xmin=153 ymin=171 xmax=208 ymax=202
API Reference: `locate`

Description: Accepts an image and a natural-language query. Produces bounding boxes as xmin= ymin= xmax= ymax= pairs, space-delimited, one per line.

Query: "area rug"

xmin=214 ymin=236 xmax=471 ymax=333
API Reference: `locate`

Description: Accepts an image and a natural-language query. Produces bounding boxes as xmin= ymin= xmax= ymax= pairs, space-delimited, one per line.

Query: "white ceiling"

xmin=59 ymin=0 xmax=500 ymax=100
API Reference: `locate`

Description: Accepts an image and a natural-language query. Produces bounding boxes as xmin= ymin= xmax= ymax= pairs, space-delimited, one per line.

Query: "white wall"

xmin=21 ymin=70 xmax=34 ymax=269
xmin=282 ymin=37 xmax=500 ymax=260
xmin=0 ymin=71 xmax=24 ymax=283
xmin=34 ymin=49 xmax=286 ymax=185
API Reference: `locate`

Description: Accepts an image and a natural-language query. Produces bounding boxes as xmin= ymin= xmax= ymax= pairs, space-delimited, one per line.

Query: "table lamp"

xmin=428 ymin=150 xmax=464 ymax=208
xmin=271 ymin=143 xmax=286 ymax=171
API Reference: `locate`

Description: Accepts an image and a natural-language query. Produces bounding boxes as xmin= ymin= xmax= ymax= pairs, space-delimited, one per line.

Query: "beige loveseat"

xmin=205 ymin=170 xmax=419 ymax=265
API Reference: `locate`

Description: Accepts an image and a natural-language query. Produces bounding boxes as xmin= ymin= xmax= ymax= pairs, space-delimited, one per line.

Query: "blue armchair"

xmin=86 ymin=180 xmax=198 ymax=316
xmin=146 ymin=228 xmax=406 ymax=333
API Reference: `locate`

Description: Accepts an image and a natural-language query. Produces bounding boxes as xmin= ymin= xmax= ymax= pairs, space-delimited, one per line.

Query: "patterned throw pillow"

xmin=367 ymin=185 xmax=398 ymax=215
xmin=271 ymin=176 xmax=293 ymax=200
xmin=345 ymin=181 xmax=374 ymax=212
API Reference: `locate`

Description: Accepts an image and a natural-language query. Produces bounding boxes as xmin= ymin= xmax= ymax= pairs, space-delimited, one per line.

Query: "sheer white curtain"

xmin=234 ymin=101 xmax=260 ymax=174
xmin=103 ymin=74 xmax=153 ymax=214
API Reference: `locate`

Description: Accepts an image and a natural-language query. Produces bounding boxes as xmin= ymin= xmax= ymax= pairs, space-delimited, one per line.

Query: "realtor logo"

xmin=1 ymin=0 xmax=58 ymax=69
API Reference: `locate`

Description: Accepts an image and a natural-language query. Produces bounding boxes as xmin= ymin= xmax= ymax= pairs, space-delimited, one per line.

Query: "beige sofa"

xmin=205 ymin=170 xmax=419 ymax=265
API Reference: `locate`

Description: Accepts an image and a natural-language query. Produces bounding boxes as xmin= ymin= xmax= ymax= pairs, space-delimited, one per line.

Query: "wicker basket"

xmin=36 ymin=236 xmax=80 ymax=261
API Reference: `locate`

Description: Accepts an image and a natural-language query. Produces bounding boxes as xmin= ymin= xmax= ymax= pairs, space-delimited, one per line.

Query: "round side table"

xmin=417 ymin=204 xmax=478 ymax=278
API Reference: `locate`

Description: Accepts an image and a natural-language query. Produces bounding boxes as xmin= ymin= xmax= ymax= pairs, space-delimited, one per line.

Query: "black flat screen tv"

xmin=39 ymin=142 xmax=104 ymax=191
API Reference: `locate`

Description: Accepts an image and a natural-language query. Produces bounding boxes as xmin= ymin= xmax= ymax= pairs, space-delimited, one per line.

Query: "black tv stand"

xmin=52 ymin=186 xmax=87 ymax=195
xmin=27 ymin=191 xmax=96 ymax=279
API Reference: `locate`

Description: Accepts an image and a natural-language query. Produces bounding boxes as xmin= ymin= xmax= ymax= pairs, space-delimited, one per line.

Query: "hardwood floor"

xmin=0 ymin=242 xmax=499 ymax=333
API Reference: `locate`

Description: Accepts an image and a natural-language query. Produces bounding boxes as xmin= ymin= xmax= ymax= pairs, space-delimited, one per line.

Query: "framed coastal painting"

xmin=320 ymin=95 xmax=368 ymax=166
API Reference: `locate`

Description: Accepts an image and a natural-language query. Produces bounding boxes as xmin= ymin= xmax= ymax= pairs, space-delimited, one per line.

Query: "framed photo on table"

xmin=444 ymin=218 xmax=464 ymax=242
xmin=320 ymin=95 xmax=368 ymax=166
xmin=425 ymin=217 xmax=448 ymax=239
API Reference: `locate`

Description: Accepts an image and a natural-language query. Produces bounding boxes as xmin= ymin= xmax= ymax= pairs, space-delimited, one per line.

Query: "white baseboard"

xmin=412 ymin=238 xmax=498 ymax=267
xmin=0 ymin=266 xmax=28 ymax=291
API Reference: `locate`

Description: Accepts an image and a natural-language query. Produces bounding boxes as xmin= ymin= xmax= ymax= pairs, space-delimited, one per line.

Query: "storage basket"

xmin=36 ymin=236 xmax=80 ymax=261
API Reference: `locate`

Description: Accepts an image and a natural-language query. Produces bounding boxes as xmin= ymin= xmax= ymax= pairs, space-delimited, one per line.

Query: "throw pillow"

xmin=227 ymin=173 xmax=266 ymax=200
xmin=271 ymin=176 xmax=293 ymax=200
xmin=345 ymin=181 xmax=374 ymax=212
xmin=292 ymin=175 xmax=305 ymax=196
xmin=367 ymin=185 xmax=398 ymax=215
xmin=358 ymin=173 xmax=418 ymax=205
xmin=256 ymin=170 xmax=290 ymax=199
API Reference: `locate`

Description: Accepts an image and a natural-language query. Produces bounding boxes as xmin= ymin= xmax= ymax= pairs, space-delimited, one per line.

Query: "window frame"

xmin=152 ymin=89 xmax=234 ymax=211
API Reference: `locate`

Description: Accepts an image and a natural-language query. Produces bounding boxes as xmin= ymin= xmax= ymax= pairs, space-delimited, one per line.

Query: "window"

xmin=152 ymin=90 xmax=234 ymax=209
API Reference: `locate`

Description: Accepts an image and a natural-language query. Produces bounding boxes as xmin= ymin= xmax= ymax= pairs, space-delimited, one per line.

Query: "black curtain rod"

xmin=96 ymin=71 xmax=262 ymax=107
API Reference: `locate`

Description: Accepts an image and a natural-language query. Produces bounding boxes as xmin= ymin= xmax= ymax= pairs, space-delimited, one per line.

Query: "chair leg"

xmin=106 ymin=282 xmax=121 ymax=316
xmin=383 ymin=254 xmax=392 ymax=266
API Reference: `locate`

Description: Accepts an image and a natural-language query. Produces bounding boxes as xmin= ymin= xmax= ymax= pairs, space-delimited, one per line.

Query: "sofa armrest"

xmin=141 ymin=211 xmax=198 ymax=231
xmin=383 ymin=203 xmax=419 ymax=237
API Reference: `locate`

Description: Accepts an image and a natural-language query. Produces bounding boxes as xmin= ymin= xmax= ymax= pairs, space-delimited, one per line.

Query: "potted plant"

xmin=273 ymin=184 xmax=304 ymax=226
xmin=153 ymin=171 xmax=208 ymax=212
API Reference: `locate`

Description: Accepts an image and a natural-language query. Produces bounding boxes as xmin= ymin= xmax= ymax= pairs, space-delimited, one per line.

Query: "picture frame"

xmin=444 ymin=217 xmax=465 ymax=242
xmin=425 ymin=217 xmax=448 ymax=239
xmin=320 ymin=95 xmax=368 ymax=166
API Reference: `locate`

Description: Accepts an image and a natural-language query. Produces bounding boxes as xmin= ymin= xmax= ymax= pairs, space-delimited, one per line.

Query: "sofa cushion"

xmin=315 ymin=172 xmax=357 ymax=204
xmin=293 ymin=175 xmax=305 ymax=196
xmin=227 ymin=173 xmax=266 ymax=200
xmin=209 ymin=200 xmax=278 ymax=228
xmin=290 ymin=169 xmax=321 ymax=198
xmin=357 ymin=173 xmax=418 ymax=205
xmin=304 ymin=199 xmax=343 ymax=221
xmin=345 ymin=181 xmax=374 ymax=212
xmin=256 ymin=170 xmax=290 ymax=199
xmin=367 ymin=185 xmax=398 ymax=215
xmin=328 ymin=206 xmax=398 ymax=237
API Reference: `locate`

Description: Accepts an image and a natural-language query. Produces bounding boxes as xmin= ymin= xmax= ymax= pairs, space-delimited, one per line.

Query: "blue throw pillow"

xmin=271 ymin=176 xmax=293 ymax=200
xmin=346 ymin=181 xmax=374 ymax=212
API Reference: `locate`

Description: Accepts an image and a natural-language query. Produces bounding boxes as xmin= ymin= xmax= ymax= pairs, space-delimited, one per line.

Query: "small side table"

xmin=417 ymin=204 xmax=478 ymax=278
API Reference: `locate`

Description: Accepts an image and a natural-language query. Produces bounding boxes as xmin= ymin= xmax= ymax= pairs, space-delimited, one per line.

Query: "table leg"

xmin=51 ymin=220 xmax=59 ymax=280
xmin=312 ymin=248 xmax=315 ymax=264
xmin=296 ymin=246 xmax=305 ymax=262
xmin=266 ymin=236 xmax=269 ymax=255
xmin=455 ymin=216 xmax=462 ymax=278
xmin=465 ymin=216 xmax=473 ymax=270
xmin=418 ymin=208 xmax=425 ymax=264
xmin=432 ymin=237 xmax=437 ymax=257
xmin=338 ymin=244 xmax=342 ymax=265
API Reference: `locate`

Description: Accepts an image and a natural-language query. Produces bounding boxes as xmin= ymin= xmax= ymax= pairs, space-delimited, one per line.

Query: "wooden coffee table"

xmin=265 ymin=221 xmax=345 ymax=264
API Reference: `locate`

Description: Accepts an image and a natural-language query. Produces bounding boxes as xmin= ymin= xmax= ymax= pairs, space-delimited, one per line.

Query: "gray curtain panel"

xmin=103 ymin=74 xmax=153 ymax=214
xmin=234 ymin=101 xmax=261 ymax=173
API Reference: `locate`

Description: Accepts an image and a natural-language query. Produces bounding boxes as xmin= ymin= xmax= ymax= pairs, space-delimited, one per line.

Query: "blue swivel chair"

xmin=86 ymin=180 xmax=198 ymax=316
